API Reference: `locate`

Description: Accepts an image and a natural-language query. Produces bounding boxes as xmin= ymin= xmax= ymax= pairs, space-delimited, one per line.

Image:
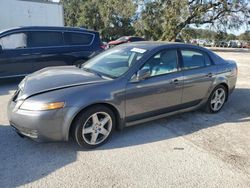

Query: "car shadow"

xmin=98 ymin=87 xmax=250 ymax=150
xmin=0 ymin=78 xmax=22 ymax=96
xmin=0 ymin=124 xmax=78 ymax=187
xmin=0 ymin=87 xmax=249 ymax=187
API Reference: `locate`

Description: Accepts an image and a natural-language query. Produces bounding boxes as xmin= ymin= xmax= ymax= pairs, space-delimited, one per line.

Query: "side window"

xmin=130 ymin=37 xmax=143 ymax=42
xmin=141 ymin=50 xmax=178 ymax=77
xmin=181 ymin=50 xmax=206 ymax=69
xmin=0 ymin=33 xmax=27 ymax=49
xmin=129 ymin=37 xmax=135 ymax=42
xmin=29 ymin=31 xmax=63 ymax=47
xmin=64 ymin=32 xmax=94 ymax=45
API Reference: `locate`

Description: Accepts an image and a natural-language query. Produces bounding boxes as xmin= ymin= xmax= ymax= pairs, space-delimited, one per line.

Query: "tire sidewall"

xmin=206 ymin=85 xmax=227 ymax=113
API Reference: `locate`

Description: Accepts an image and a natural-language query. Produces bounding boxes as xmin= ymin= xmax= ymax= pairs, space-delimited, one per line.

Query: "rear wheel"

xmin=205 ymin=85 xmax=227 ymax=113
xmin=72 ymin=105 xmax=115 ymax=149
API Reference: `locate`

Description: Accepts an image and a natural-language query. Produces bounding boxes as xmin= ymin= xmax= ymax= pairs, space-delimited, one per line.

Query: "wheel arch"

xmin=67 ymin=102 xmax=123 ymax=140
xmin=218 ymin=82 xmax=229 ymax=100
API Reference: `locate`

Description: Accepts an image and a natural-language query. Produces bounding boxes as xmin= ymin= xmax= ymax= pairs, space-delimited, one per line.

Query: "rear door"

xmin=0 ymin=31 xmax=34 ymax=78
xmin=28 ymin=31 xmax=67 ymax=72
xmin=180 ymin=49 xmax=216 ymax=104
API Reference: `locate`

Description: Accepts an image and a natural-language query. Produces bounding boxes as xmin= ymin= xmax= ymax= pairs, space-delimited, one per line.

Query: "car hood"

xmin=18 ymin=66 xmax=107 ymax=100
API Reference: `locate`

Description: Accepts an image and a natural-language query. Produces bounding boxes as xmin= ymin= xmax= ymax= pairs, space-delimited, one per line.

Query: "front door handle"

xmin=206 ymin=73 xmax=213 ymax=77
xmin=170 ymin=79 xmax=179 ymax=85
xmin=22 ymin=53 xmax=31 ymax=56
xmin=32 ymin=52 xmax=42 ymax=55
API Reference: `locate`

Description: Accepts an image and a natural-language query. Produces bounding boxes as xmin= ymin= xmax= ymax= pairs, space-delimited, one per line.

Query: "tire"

xmin=72 ymin=105 xmax=115 ymax=149
xmin=205 ymin=85 xmax=227 ymax=113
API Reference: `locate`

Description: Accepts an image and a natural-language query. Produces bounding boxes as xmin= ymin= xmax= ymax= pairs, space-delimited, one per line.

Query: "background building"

xmin=0 ymin=0 xmax=64 ymax=31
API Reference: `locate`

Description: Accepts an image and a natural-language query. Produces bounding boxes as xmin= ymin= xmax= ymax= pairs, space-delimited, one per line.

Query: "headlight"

xmin=18 ymin=77 xmax=27 ymax=90
xmin=19 ymin=101 xmax=65 ymax=111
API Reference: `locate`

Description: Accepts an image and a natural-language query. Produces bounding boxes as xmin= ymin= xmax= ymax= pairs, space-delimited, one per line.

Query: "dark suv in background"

xmin=0 ymin=26 xmax=103 ymax=78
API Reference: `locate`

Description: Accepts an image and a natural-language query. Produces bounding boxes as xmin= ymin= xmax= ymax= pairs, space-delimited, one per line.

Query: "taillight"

xmin=232 ymin=66 xmax=238 ymax=76
xmin=100 ymin=45 xmax=106 ymax=50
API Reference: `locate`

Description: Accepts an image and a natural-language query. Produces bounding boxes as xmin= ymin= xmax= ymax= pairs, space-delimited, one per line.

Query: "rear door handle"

xmin=170 ymin=79 xmax=179 ymax=85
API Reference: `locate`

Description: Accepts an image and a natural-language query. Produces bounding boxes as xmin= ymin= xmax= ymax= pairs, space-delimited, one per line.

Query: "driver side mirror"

xmin=131 ymin=68 xmax=151 ymax=82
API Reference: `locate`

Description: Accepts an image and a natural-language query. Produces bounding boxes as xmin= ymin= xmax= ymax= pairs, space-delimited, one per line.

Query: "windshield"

xmin=83 ymin=47 xmax=147 ymax=78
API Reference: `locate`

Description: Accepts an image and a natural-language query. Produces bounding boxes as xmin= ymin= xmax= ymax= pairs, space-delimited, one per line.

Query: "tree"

xmin=136 ymin=0 xmax=250 ymax=41
xmin=61 ymin=0 xmax=136 ymax=40
xmin=60 ymin=0 xmax=83 ymax=26
xmin=238 ymin=31 xmax=250 ymax=41
xmin=181 ymin=28 xmax=217 ymax=41
xmin=226 ymin=33 xmax=237 ymax=41
xmin=77 ymin=0 xmax=104 ymax=31
xmin=134 ymin=2 xmax=164 ymax=40
xmin=96 ymin=0 xmax=136 ymax=40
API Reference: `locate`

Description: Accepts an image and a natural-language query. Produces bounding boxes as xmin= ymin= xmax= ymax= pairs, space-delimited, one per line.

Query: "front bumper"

xmin=8 ymin=100 xmax=68 ymax=142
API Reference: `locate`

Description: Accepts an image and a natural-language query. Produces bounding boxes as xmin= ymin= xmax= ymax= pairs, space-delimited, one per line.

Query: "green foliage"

xmin=134 ymin=2 xmax=164 ymax=40
xmin=60 ymin=0 xmax=83 ymax=27
xmin=60 ymin=0 xmax=250 ymax=41
xmin=136 ymin=0 xmax=250 ymax=41
xmin=238 ymin=31 xmax=250 ymax=41
xmin=60 ymin=0 xmax=136 ymax=40
xmin=181 ymin=28 xmax=217 ymax=41
xmin=181 ymin=28 xmax=238 ymax=42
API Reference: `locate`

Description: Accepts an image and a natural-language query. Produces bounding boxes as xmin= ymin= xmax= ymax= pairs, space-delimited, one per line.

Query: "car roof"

xmin=0 ymin=26 xmax=99 ymax=35
xmin=119 ymin=41 xmax=209 ymax=51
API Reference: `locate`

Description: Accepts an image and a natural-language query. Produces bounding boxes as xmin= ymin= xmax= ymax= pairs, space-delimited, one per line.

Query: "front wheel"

xmin=205 ymin=85 xmax=227 ymax=113
xmin=72 ymin=105 xmax=115 ymax=149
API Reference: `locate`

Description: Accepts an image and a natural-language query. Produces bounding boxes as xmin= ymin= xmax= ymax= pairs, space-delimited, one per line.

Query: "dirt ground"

xmin=0 ymin=50 xmax=249 ymax=187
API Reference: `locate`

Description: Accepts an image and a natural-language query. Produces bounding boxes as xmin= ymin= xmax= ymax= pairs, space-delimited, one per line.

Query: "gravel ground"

xmin=0 ymin=51 xmax=250 ymax=188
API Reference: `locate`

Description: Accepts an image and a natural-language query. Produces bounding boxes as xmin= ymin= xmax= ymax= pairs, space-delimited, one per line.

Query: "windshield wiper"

xmin=82 ymin=67 xmax=105 ymax=78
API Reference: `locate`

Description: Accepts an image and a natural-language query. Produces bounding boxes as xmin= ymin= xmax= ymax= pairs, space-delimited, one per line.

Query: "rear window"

xmin=29 ymin=31 xmax=63 ymax=47
xmin=64 ymin=32 xmax=94 ymax=45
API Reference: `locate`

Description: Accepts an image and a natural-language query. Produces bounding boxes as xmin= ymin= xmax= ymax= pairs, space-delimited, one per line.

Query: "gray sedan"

xmin=8 ymin=42 xmax=237 ymax=148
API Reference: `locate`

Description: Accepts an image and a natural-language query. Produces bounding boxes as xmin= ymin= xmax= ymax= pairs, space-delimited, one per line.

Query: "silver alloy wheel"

xmin=210 ymin=88 xmax=226 ymax=111
xmin=82 ymin=112 xmax=112 ymax=145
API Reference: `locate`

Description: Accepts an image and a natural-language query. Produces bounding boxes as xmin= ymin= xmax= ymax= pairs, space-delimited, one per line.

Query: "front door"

xmin=125 ymin=49 xmax=183 ymax=122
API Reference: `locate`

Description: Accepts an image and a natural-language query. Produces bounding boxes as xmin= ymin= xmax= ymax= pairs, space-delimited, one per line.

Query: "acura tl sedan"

xmin=8 ymin=42 xmax=237 ymax=148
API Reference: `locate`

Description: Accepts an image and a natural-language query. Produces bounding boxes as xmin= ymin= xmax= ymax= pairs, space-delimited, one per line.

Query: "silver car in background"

xmin=8 ymin=42 xmax=237 ymax=148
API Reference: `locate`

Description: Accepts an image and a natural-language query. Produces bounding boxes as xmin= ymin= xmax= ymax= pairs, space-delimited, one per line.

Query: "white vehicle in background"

xmin=197 ymin=39 xmax=207 ymax=46
xmin=228 ymin=40 xmax=242 ymax=48
xmin=228 ymin=41 xmax=238 ymax=48
xmin=0 ymin=0 xmax=64 ymax=31
xmin=236 ymin=41 xmax=243 ymax=48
